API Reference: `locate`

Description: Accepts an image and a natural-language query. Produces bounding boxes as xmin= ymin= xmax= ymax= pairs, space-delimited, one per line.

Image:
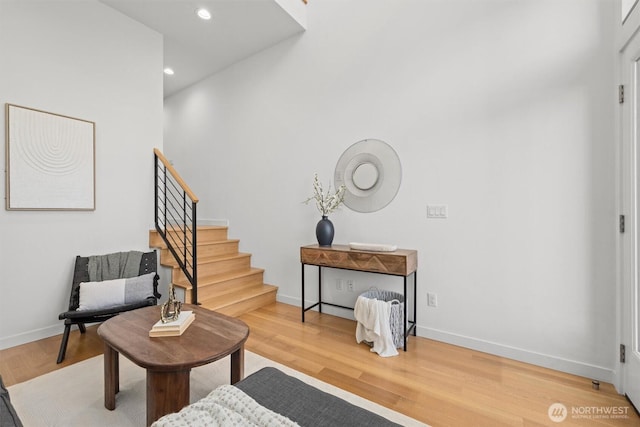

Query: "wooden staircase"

xmin=149 ymin=225 xmax=277 ymax=317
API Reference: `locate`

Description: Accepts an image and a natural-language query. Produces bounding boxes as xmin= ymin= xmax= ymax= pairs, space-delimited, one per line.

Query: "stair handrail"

xmin=153 ymin=148 xmax=199 ymax=304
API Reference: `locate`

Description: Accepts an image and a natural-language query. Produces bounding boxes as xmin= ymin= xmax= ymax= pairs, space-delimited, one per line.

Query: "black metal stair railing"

xmin=153 ymin=148 xmax=199 ymax=304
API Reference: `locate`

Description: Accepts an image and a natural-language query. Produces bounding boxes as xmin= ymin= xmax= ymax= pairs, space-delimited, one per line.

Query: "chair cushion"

xmin=77 ymin=272 xmax=156 ymax=311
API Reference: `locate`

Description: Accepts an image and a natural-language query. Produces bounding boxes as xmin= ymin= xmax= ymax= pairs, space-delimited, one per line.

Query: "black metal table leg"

xmin=403 ymin=275 xmax=408 ymax=351
xmin=318 ymin=266 xmax=322 ymax=314
xmin=301 ymin=263 xmax=305 ymax=322
xmin=413 ymin=271 xmax=417 ymax=336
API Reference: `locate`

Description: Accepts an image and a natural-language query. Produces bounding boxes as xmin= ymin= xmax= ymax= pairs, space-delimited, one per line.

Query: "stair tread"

xmin=157 ymin=240 xmax=240 ymax=268
xmin=174 ymin=267 xmax=264 ymax=290
xmin=200 ymin=284 xmax=277 ymax=309
xmin=199 ymin=267 xmax=264 ymax=283
xmin=202 ymin=238 xmax=239 ymax=245
xmin=158 ymin=225 xmax=227 ymax=231
xmin=153 ymin=238 xmax=239 ymax=250
xmin=161 ymin=238 xmax=240 ymax=248
xmin=149 ymin=227 xmax=230 ymax=249
xmin=197 ymin=252 xmax=250 ymax=262
xmin=166 ymin=252 xmax=250 ymax=267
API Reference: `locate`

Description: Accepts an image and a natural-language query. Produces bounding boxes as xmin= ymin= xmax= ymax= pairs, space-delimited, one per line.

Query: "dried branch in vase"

xmin=303 ymin=173 xmax=346 ymax=216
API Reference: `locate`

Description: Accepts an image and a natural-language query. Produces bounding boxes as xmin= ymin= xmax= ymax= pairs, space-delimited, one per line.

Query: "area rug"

xmin=8 ymin=351 xmax=426 ymax=426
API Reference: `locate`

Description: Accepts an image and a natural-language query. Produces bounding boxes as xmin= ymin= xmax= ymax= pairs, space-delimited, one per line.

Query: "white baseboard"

xmin=276 ymin=294 xmax=614 ymax=384
xmin=0 ymin=324 xmax=63 ymax=350
xmin=198 ymin=218 xmax=229 ymax=227
xmin=277 ymin=294 xmax=301 ymax=308
xmin=418 ymin=325 xmax=614 ymax=384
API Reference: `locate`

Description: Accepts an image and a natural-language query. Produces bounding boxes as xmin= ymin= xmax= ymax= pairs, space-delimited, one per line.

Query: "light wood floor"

xmin=1 ymin=302 xmax=638 ymax=426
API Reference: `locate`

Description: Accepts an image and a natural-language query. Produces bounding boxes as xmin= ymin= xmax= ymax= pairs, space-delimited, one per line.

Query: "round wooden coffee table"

xmin=97 ymin=304 xmax=249 ymax=426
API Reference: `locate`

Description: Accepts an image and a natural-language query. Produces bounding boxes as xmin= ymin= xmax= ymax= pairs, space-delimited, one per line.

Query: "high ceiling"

xmin=101 ymin=0 xmax=306 ymax=98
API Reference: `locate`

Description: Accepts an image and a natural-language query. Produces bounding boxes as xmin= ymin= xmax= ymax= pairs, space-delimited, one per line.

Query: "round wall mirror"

xmin=334 ymin=139 xmax=402 ymax=213
xmin=352 ymin=162 xmax=379 ymax=190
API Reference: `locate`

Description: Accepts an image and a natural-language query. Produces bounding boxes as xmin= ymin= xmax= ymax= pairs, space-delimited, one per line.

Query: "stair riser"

xmin=204 ymin=290 xmax=277 ymax=317
xmin=190 ymin=272 xmax=265 ymax=301
xmin=199 ymin=241 xmax=239 ymax=258
xmin=159 ymin=241 xmax=239 ymax=267
xmin=171 ymin=255 xmax=251 ymax=284
xmin=149 ymin=227 xmax=229 ymax=248
xmin=191 ymin=228 xmax=229 ymax=244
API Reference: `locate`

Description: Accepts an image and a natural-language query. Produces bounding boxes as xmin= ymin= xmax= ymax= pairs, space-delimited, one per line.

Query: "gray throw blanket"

xmin=87 ymin=251 xmax=143 ymax=281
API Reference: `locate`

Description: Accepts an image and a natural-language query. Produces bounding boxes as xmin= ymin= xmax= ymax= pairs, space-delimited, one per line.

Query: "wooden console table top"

xmin=300 ymin=244 xmax=417 ymax=276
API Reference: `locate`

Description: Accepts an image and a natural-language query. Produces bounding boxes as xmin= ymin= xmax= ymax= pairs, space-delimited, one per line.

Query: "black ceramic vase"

xmin=316 ymin=215 xmax=334 ymax=247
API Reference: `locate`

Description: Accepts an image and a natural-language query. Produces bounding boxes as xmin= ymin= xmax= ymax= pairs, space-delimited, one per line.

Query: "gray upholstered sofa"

xmin=154 ymin=367 xmax=401 ymax=426
xmin=0 ymin=376 xmax=23 ymax=427
xmin=237 ymin=367 xmax=401 ymax=426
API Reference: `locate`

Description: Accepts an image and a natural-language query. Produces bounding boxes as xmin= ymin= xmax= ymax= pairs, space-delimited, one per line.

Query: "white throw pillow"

xmin=77 ymin=272 xmax=156 ymax=311
xmin=77 ymin=278 xmax=126 ymax=311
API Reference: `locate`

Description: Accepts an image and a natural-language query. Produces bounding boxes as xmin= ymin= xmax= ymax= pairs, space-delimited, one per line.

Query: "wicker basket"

xmin=358 ymin=289 xmax=405 ymax=349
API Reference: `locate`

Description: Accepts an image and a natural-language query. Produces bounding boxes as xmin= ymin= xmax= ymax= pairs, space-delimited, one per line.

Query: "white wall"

xmin=0 ymin=1 xmax=163 ymax=349
xmin=164 ymin=0 xmax=616 ymax=381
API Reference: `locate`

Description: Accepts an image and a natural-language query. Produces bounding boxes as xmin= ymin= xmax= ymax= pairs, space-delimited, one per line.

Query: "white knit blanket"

xmin=152 ymin=385 xmax=299 ymax=427
xmin=354 ymin=295 xmax=398 ymax=357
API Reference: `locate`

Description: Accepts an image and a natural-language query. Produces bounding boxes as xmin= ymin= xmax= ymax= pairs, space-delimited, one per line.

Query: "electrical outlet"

xmin=427 ymin=292 xmax=438 ymax=307
xmin=347 ymin=280 xmax=354 ymax=292
xmin=336 ymin=279 xmax=344 ymax=291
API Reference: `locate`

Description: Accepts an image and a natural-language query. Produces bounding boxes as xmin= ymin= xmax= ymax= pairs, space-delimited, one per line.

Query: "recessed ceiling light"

xmin=196 ymin=8 xmax=211 ymax=20
xmin=163 ymin=67 xmax=175 ymax=76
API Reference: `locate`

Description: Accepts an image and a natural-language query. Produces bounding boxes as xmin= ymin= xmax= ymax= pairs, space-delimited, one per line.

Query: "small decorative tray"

xmin=349 ymin=242 xmax=398 ymax=252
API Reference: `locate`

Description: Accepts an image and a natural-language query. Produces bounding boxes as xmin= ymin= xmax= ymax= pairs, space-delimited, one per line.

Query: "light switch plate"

xmin=427 ymin=204 xmax=448 ymax=218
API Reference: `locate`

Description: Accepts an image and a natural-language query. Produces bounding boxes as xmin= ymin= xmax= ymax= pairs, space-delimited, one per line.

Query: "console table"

xmin=300 ymin=244 xmax=417 ymax=351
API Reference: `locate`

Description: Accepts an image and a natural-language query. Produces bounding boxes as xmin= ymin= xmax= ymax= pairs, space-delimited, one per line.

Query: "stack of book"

xmin=149 ymin=311 xmax=195 ymax=337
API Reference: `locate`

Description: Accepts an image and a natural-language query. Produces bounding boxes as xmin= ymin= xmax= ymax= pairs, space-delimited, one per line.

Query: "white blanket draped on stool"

xmin=354 ymin=295 xmax=398 ymax=357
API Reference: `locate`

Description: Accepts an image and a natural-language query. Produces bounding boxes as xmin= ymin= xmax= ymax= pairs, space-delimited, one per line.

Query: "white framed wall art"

xmin=5 ymin=104 xmax=95 ymax=210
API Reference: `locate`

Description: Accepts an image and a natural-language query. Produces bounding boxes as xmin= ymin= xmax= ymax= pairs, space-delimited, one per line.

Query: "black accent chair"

xmin=56 ymin=251 xmax=161 ymax=364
